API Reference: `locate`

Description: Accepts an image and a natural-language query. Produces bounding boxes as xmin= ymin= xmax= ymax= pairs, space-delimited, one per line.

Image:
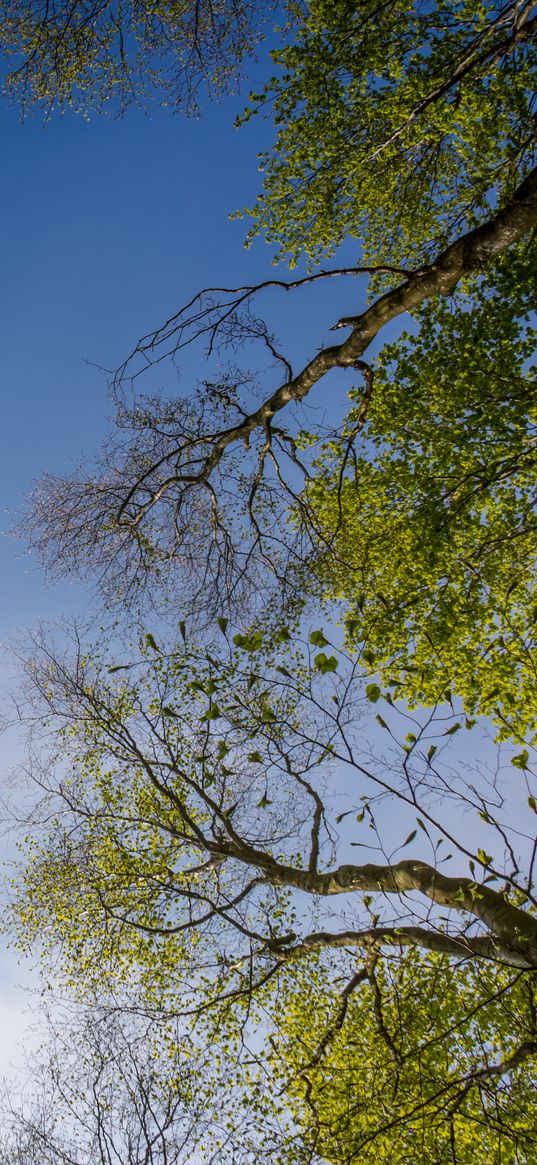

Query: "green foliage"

xmin=0 ymin=0 xmax=276 ymax=115
xmin=7 ymin=7 xmax=537 ymax=1157
xmin=242 ymin=0 xmax=536 ymax=265
xmin=12 ymin=622 xmax=537 ymax=1157
xmin=265 ymin=952 xmax=537 ymax=1164
xmin=306 ymin=241 xmax=537 ymax=740
xmin=12 ymin=630 xmax=309 ymax=1000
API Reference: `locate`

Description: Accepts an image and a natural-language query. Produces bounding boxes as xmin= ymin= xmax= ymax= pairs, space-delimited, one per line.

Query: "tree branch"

xmin=267 ymin=925 xmax=499 ymax=964
xmin=119 ymin=166 xmax=537 ymax=511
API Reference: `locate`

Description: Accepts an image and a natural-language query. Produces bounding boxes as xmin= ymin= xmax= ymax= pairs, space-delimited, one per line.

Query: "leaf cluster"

xmin=306 ymin=240 xmax=537 ymax=739
xmin=242 ymin=0 xmax=537 ymax=267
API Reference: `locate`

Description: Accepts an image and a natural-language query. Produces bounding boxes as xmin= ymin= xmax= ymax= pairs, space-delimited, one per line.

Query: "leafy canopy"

xmin=13 ymin=622 xmax=537 ymax=1158
xmin=242 ymin=0 xmax=537 ymax=265
xmin=260 ymin=952 xmax=537 ymax=1165
xmin=306 ymin=239 xmax=537 ymax=741
xmin=0 ymin=0 xmax=279 ymax=115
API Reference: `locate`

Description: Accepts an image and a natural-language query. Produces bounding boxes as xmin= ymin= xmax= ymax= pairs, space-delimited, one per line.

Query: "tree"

xmin=0 ymin=0 xmax=279 ymax=116
xmin=0 ymin=1003 xmax=256 ymax=1164
xmin=16 ymin=624 xmax=537 ymax=974
xmin=18 ymin=4 xmax=537 ymax=734
xmin=261 ymin=951 xmax=537 ymax=1163
xmin=242 ymin=0 xmax=537 ymax=267
xmin=22 ymin=167 xmax=537 ymax=624
xmin=305 ymin=238 xmax=537 ymax=742
xmin=10 ymin=623 xmax=537 ymax=1160
xmin=9 ymin=6 xmax=537 ymax=1160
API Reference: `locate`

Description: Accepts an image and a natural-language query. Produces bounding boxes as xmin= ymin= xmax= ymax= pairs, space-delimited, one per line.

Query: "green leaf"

xmin=217 ymin=616 xmax=229 ymax=634
xmin=256 ymin=795 xmax=273 ymax=809
xmin=233 ymin=630 xmax=263 ymax=652
xmin=366 ymin=683 xmax=381 ymax=703
xmin=222 ymin=801 xmax=239 ymax=818
xmin=309 ymin=629 xmax=329 ymax=648
xmin=203 ymin=704 xmax=222 ymax=721
xmin=145 ymin=633 xmax=160 ymax=652
xmin=512 ymin=750 xmax=529 ymax=770
xmin=275 ymin=627 xmax=291 ymax=643
xmin=314 ymin=652 xmax=338 ymax=674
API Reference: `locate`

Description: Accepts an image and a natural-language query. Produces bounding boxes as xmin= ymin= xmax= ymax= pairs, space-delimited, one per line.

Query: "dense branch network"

xmin=0 ymin=0 xmax=277 ymax=115
xmin=23 ymin=166 xmax=537 ymax=617
xmin=16 ymin=628 xmax=537 ymax=990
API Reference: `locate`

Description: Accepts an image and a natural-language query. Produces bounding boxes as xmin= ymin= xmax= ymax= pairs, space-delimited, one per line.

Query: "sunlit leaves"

xmin=243 ymin=0 xmax=536 ymax=266
xmin=262 ymin=952 xmax=537 ymax=1164
xmin=307 ymin=242 xmax=537 ymax=741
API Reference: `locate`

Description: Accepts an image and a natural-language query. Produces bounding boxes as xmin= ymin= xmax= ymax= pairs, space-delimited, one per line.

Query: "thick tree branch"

xmin=257 ymin=853 xmax=537 ymax=942
xmin=210 ymin=845 xmax=537 ymax=967
xmin=266 ymin=924 xmax=536 ymax=968
xmin=121 ymin=166 xmax=537 ymax=503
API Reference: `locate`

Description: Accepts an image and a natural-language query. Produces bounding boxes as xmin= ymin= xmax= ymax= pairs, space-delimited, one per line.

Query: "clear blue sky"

xmin=0 ymin=46 xmax=512 ymax=1082
xmin=0 ymin=67 xmax=372 ymax=633
xmin=0 ymin=54 xmax=374 ymax=1072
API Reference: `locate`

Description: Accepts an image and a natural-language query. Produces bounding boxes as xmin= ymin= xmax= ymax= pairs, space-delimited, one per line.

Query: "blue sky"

xmin=0 ymin=86 xmax=269 ymax=627
xmin=0 ymin=48 xmax=376 ymax=1074
xmin=0 ymin=39 xmax=526 ymax=1086
xmin=0 ymin=69 xmax=374 ymax=632
xmin=0 ymin=71 xmax=280 ymax=1074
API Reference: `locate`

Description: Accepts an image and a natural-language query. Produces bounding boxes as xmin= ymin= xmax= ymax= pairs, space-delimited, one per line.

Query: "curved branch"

xmin=120 ymin=166 xmax=537 ymax=502
xmin=24 ymin=167 xmax=537 ymax=619
xmin=114 ymin=264 xmax=414 ymax=378
xmin=267 ymin=925 xmax=500 ymax=964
